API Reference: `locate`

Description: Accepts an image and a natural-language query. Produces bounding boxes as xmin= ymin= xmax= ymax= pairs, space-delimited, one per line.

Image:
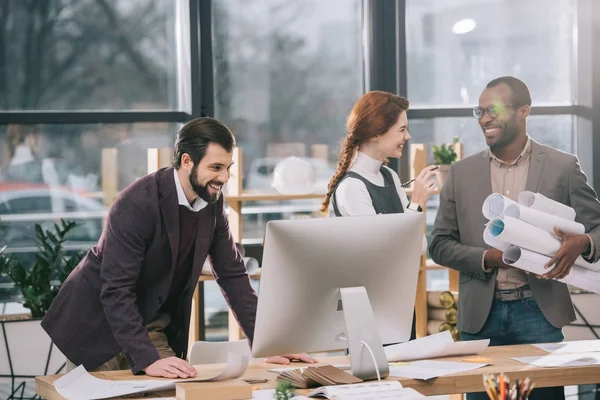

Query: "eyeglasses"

xmin=472 ymin=104 xmax=519 ymax=119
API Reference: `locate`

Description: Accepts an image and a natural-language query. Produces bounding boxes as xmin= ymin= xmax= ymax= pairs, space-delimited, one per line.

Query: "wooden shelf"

xmin=225 ymin=192 xmax=325 ymax=202
xmin=198 ymin=269 xmax=261 ymax=282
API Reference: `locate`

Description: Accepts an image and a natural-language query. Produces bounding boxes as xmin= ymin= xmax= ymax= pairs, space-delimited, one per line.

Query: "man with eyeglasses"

xmin=430 ymin=76 xmax=600 ymax=400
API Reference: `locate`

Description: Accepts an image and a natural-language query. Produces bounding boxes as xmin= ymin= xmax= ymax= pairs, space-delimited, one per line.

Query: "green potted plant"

xmin=0 ymin=220 xmax=86 ymax=398
xmin=431 ymin=136 xmax=460 ymax=186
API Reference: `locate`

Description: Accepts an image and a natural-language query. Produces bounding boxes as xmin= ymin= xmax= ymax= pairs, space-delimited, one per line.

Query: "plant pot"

xmin=0 ymin=315 xmax=66 ymax=399
xmin=435 ymin=164 xmax=451 ymax=187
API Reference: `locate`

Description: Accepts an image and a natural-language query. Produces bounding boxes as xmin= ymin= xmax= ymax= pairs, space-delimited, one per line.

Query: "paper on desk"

xmin=389 ymin=360 xmax=487 ymax=380
xmin=309 ymin=381 xmax=425 ymax=399
xmin=512 ymin=352 xmax=600 ymax=367
xmin=384 ymin=331 xmax=489 ymax=362
xmin=55 ymin=353 xmax=249 ymax=400
xmin=533 ymin=340 xmax=600 ymax=354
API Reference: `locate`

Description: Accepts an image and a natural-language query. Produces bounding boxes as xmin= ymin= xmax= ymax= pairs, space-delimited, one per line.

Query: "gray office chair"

xmin=188 ymin=340 xmax=252 ymax=365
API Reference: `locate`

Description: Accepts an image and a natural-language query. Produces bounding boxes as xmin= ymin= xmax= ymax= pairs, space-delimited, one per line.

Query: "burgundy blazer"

xmin=42 ymin=167 xmax=257 ymax=374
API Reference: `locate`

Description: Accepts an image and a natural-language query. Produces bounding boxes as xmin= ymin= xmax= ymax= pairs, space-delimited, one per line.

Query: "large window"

xmin=0 ymin=0 xmax=189 ymax=111
xmin=212 ymin=0 xmax=364 ymax=242
xmin=406 ymin=0 xmax=577 ymax=107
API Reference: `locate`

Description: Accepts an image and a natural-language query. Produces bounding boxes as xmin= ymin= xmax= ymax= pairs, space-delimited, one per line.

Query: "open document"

xmin=308 ymin=381 xmax=425 ymax=399
xmin=384 ymin=331 xmax=489 ymax=362
xmin=512 ymin=353 xmax=600 ymax=368
xmin=55 ymin=353 xmax=248 ymax=400
xmin=533 ymin=340 xmax=600 ymax=354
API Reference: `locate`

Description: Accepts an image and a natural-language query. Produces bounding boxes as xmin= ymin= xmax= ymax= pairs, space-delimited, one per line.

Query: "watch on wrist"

xmin=407 ymin=202 xmax=423 ymax=212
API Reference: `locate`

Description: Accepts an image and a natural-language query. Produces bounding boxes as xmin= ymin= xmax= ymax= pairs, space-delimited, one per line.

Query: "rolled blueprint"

xmin=503 ymin=246 xmax=600 ymax=294
xmin=487 ymin=216 xmax=561 ymax=255
xmin=482 ymin=193 xmax=516 ymax=220
xmin=483 ymin=227 xmax=510 ymax=251
xmin=486 ymin=217 xmax=600 ymax=271
xmin=504 ymin=203 xmax=585 ymax=235
xmin=427 ymin=291 xmax=458 ymax=309
xmin=518 ymin=191 xmax=576 ymax=221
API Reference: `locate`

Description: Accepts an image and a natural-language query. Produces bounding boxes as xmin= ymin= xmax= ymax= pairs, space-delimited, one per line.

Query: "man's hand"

xmin=143 ymin=357 xmax=198 ymax=379
xmin=264 ymin=353 xmax=318 ymax=365
xmin=484 ymin=249 xmax=510 ymax=269
xmin=544 ymin=228 xmax=590 ymax=280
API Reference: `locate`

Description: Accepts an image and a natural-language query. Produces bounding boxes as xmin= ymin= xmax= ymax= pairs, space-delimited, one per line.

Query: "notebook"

xmin=276 ymin=365 xmax=362 ymax=389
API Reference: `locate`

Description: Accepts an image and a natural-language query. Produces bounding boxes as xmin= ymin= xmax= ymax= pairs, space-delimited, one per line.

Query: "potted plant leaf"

xmin=0 ymin=220 xmax=86 ymax=399
xmin=432 ymin=136 xmax=460 ymax=186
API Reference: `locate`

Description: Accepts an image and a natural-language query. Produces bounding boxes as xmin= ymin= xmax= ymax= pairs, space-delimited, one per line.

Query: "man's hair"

xmin=172 ymin=117 xmax=236 ymax=168
xmin=486 ymin=76 xmax=532 ymax=107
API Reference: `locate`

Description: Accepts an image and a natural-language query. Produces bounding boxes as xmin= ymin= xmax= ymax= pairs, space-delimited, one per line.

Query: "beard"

xmin=484 ymin=120 xmax=519 ymax=151
xmin=189 ymin=164 xmax=223 ymax=204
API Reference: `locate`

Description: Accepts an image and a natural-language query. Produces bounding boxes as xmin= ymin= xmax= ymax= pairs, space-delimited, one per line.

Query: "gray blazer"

xmin=429 ymin=140 xmax=600 ymax=334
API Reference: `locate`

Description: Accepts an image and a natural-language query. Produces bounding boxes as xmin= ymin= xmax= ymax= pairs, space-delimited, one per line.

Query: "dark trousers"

xmin=461 ymin=297 xmax=565 ymax=400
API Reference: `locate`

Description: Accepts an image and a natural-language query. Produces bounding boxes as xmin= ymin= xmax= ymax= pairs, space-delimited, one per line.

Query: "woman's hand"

xmin=410 ymin=165 xmax=439 ymax=208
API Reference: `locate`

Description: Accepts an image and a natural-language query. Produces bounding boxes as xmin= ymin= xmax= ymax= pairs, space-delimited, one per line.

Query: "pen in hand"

xmin=400 ymin=166 xmax=439 ymax=188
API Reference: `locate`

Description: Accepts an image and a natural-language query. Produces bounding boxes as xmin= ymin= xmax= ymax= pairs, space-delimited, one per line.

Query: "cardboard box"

xmin=175 ymin=380 xmax=252 ymax=400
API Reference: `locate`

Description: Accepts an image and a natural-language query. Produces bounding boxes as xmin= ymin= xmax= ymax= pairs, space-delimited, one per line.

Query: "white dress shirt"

xmin=333 ymin=151 xmax=427 ymax=254
xmin=173 ymin=168 xmax=207 ymax=212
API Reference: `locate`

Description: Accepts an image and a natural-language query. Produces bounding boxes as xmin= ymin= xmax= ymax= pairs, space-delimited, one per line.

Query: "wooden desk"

xmin=37 ymin=344 xmax=600 ymax=399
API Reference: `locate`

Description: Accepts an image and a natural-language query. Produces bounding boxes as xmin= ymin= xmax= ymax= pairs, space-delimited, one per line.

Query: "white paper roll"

xmin=503 ymin=246 xmax=600 ymax=294
xmin=504 ymin=203 xmax=585 ymax=235
xmin=487 ymin=216 xmax=561 ymax=255
xmin=482 ymin=193 xmax=516 ymax=220
xmin=518 ymin=191 xmax=576 ymax=221
xmin=490 ymin=218 xmax=600 ymax=272
xmin=483 ymin=228 xmax=510 ymax=251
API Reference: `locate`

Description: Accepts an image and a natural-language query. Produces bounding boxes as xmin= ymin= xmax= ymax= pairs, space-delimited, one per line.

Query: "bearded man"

xmin=43 ymin=117 xmax=315 ymax=378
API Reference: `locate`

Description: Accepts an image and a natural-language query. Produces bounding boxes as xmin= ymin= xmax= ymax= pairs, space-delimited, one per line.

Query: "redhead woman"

xmin=321 ymin=90 xmax=438 ymax=339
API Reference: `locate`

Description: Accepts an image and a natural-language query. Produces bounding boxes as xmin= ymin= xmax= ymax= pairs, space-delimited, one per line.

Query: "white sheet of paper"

xmin=512 ymin=352 xmax=600 ymax=367
xmin=503 ymin=246 xmax=600 ymax=292
xmin=384 ymin=331 xmax=489 ymax=362
xmin=308 ymin=381 xmax=425 ymax=399
xmin=389 ymin=360 xmax=487 ymax=380
xmin=55 ymin=353 xmax=249 ymax=400
xmin=533 ymin=340 xmax=600 ymax=354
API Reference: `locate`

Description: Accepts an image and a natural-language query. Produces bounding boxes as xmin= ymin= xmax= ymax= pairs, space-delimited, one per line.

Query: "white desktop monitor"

xmin=251 ymin=212 xmax=425 ymax=380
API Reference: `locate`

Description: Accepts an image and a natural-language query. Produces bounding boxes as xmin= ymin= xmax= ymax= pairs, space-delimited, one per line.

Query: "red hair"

xmin=321 ymin=91 xmax=409 ymax=215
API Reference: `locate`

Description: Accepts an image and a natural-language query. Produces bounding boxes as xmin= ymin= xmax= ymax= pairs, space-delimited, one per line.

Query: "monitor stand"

xmin=339 ymin=286 xmax=389 ymax=381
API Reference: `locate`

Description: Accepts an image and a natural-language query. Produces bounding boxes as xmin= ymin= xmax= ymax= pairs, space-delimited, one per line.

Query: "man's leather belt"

xmin=495 ymin=285 xmax=533 ymax=301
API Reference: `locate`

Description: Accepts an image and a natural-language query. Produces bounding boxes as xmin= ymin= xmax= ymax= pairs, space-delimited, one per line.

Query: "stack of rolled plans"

xmin=481 ymin=191 xmax=600 ymax=294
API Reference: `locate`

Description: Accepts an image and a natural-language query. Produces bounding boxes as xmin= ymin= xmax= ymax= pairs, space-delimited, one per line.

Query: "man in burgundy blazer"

xmin=42 ymin=117 xmax=314 ymax=378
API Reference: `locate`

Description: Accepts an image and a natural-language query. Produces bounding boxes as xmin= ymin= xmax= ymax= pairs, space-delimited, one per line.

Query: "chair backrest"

xmin=188 ymin=340 xmax=252 ymax=365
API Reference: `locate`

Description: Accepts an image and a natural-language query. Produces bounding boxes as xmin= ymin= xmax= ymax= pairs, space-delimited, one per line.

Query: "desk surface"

xmin=36 ymin=344 xmax=600 ymax=399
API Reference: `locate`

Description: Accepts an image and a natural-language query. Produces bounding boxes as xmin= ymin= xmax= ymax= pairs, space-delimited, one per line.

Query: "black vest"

xmin=332 ymin=167 xmax=404 ymax=216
